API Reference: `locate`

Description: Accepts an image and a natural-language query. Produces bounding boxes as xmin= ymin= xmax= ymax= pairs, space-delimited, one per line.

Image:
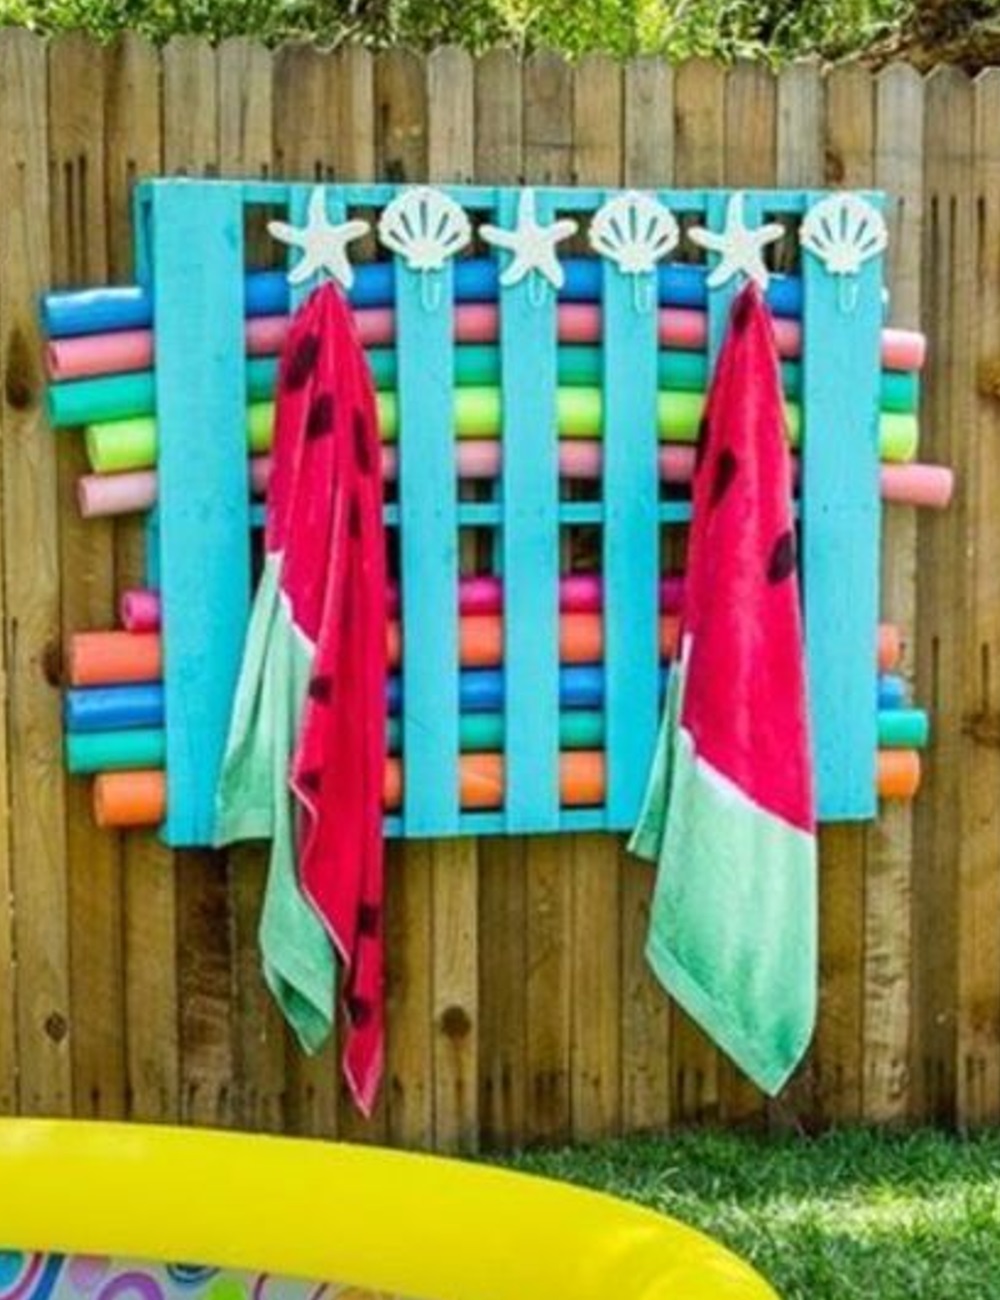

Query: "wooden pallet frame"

xmin=132 ymin=179 xmax=884 ymax=847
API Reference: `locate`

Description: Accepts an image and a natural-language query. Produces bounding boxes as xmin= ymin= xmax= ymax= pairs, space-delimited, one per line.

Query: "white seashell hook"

xmin=800 ymin=192 xmax=888 ymax=312
xmin=588 ymin=191 xmax=680 ymax=312
xmin=378 ymin=186 xmax=472 ymax=308
xmin=268 ymin=187 xmax=370 ymax=290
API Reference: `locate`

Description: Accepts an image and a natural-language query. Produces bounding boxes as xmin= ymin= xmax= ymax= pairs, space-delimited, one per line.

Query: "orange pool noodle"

xmin=93 ymin=747 xmax=916 ymax=828
xmin=387 ymin=613 xmax=678 ymax=670
xmin=93 ymin=769 xmax=167 ymax=828
xmin=69 ymin=631 xmax=162 ymax=686
xmin=877 ymin=749 xmax=921 ymax=800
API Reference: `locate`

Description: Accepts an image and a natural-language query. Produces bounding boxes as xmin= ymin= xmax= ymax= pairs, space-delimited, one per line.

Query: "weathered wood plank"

xmin=161 ymin=37 xmax=236 ymax=1129
xmin=618 ymin=53 xmax=673 ymax=1138
xmin=956 ymin=67 xmax=1000 ymax=1126
xmin=0 ymin=28 xmax=71 ymax=1115
xmin=473 ymin=47 xmax=529 ymax=1153
xmin=522 ymin=48 xmax=575 ymax=1146
xmin=670 ymin=54 xmax=725 ymax=1125
xmin=426 ymin=46 xmax=479 ymax=1154
xmin=569 ymin=53 xmax=623 ymax=1144
xmin=47 ymin=34 xmax=125 ymax=1120
xmin=103 ymin=31 xmax=180 ymax=1125
xmin=865 ymin=63 xmax=923 ymax=1125
xmin=374 ymin=47 xmax=435 ymax=1149
xmin=215 ymin=36 xmax=288 ymax=1136
xmin=913 ymin=66 xmax=973 ymax=1126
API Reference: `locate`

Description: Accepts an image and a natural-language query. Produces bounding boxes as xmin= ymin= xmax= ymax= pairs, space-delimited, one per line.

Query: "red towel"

xmin=276 ymin=282 xmax=387 ymax=1115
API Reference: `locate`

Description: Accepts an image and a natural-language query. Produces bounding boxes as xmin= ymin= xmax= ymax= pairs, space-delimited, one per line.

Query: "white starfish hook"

xmin=268 ymin=187 xmax=370 ymax=290
xmin=480 ymin=190 xmax=578 ymax=291
xmin=688 ymin=193 xmax=784 ymax=291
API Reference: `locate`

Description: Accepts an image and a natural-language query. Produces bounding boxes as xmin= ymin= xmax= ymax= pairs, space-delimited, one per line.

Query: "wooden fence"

xmin=0 ymin=30 xmax=993 ymax=1147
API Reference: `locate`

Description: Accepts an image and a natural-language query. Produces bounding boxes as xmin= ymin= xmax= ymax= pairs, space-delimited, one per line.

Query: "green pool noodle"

xmin=87 ymin=401 xmax=275 ymax=472
xmin=49 ymin=357 xmax=278 ymax=428
xmin=65 ymin=727 xmax=167 ymax=774
xmin=49 ymin=347 xmax=918 ymax=428
xmin=85 ymin=388 xmax=917 ymax=473
xmin=877 ymin=708 xmax=929 ymax=749
xmin=387 ymin=711 xmax=605 ymax=754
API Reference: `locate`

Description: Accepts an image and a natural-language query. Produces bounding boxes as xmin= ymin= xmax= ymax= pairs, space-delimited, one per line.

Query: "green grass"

xmin=496 ymin=1128 xmax=1000 ymax=1300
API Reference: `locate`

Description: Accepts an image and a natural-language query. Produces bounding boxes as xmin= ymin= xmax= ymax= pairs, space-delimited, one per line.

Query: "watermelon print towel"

xmin=630 ymin=281 xmax=818 ymax=1095
xmin=216 ymin=281 xmax=387 ymax=1115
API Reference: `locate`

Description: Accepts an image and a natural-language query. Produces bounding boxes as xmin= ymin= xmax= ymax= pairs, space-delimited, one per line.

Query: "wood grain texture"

xmin=913 ymin=66 xmax=973 ymax=1126
xmin=103 ymin=31 xmax=179 ymax=1125
xmin=0 ymin=29 xmax=72 ymax=1116
xmin=162 ymin=38 xmax=236 ymax=1130
xmin=474 ymin=48 xmax=529 ymax=1152
xmin=618 ymin=54 xmax=673 ymax=1137
xmin=217 ymin=36 xmax=288 ymax=1137
xmin=865 ymin=64 xmax=923 ymax=1125
xmin=957 ymin=68 xmax=1000 ymax=1125
xmin=669 ymin=54 xmax=725 ymax=1125
xmin=522 ymin=49 xmax=575 ymax=1146
xmin=48 ymin=32 xmax=125 ymax=1120
xmin=0 ymin=46 xmax=988 ymax=1143
xmin=427 ymin=46 xmax=479 ymax=1154
xmin=569 ymin=54 xmax=623 ymax=1144
xmin=374 ymin=48 xmax=435 ymax=1150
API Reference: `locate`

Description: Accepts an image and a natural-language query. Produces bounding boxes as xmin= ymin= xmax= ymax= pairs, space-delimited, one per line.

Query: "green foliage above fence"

xmin=0 ymin=0 xmax=909 ymax=60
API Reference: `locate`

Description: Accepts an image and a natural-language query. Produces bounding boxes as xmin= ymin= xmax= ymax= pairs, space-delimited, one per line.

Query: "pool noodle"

xmin=877 ymin=749 xmax=922 ymax=800
xmin=78 ymin=456 xmax=271 ymax=518
xmin=121 ymin=574 xmax=690 ymax=632
xmin=64 ymin=683 xmax=165 ymax=732
xmin=877 ymin=708 xmax=929 ymax=749
xmin=66 ymin=728 xmax=166 ymax=775
xmin=46 ymin=306 xmax=927 ymax=381
xmin=879 ymin=674 xmax=906 ymax=709
xmin=79 ymin=445 xmax=952 ymax=521
xmin=47 ymin=347 xmax=919 ymax=427
xmin=43 ymin=258 xmax=806 ymax=338
xmin=91 ymin=745 xmax=922 ymax=828
xmin=71 ymin=615 xmax=901 ymax=687
xmin=84 ymin=394 xmax=919 ymax=474
xmin=71 ymin=705 xmax=927 ymax=776
xmin=69 ymin=632 xmax=162 ymax=686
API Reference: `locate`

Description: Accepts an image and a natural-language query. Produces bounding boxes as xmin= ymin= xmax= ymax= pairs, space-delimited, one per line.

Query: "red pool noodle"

xmin=93 ymin=746 xmax=922 ymax=828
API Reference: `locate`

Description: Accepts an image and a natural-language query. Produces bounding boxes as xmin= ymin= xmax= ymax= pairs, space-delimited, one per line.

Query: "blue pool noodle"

xmin=42 ymin=259 xmax=804 ymax=338
xmin=878 ymin=674 xmax=907 ymax=710
xmin=67 ymin=669 xmax=904 ymax=734
xmin=64 ymin=684 xmax=166 ymax=732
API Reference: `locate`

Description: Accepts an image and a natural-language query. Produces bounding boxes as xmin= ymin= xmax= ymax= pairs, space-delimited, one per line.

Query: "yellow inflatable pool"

xmin=0 ymin=1121 xmax=778 ymax=1300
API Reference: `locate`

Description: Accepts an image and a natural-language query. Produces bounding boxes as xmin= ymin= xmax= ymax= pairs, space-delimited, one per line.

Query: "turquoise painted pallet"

xmin=133 ymin=180 xmax=884 ymax=847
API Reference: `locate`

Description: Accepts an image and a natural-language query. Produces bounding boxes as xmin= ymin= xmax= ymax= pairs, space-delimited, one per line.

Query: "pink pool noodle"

xmin=46 ymin=305 xmax=927 ymax=380
xmin=119 ymin=588 xmax=161 ymax=633
xmin=78 ymin=454 xmax=273 ymax=518
xmin=122 ymin=572 xmax=688 ymax=635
